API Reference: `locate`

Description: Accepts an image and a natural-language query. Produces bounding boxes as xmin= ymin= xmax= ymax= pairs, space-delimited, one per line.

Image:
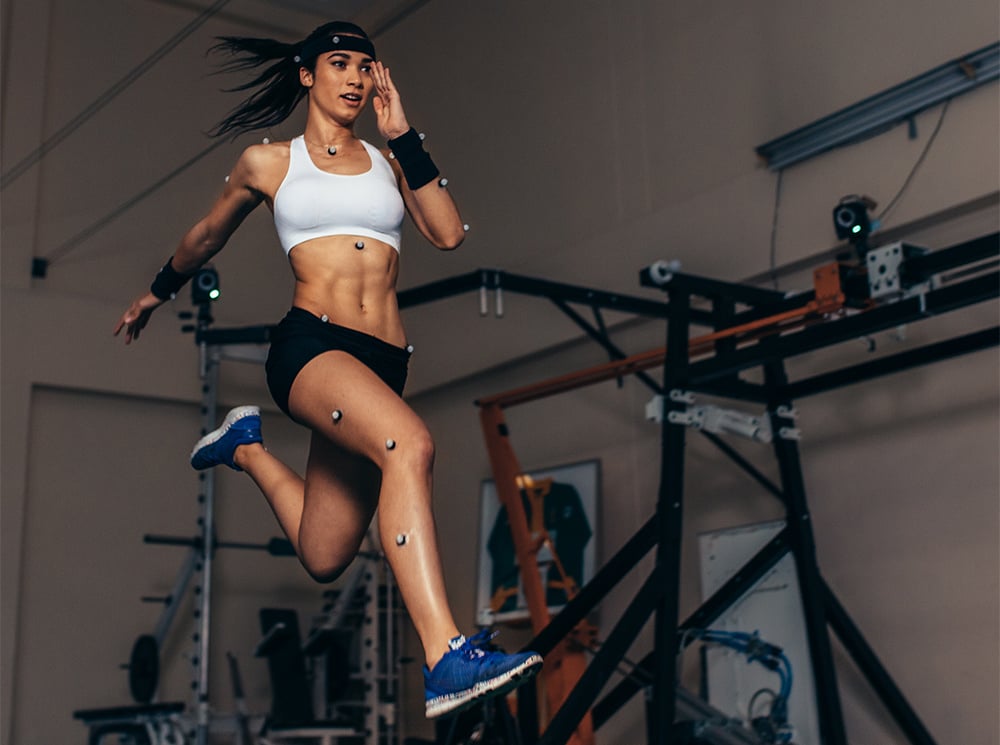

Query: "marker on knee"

xmin=332 ymin=409 xmax=343 ymax=423
xmin=395 ymin=533 xmax=407 ymax=547
xmin=385 ymin=438 xmax=396 ymax=450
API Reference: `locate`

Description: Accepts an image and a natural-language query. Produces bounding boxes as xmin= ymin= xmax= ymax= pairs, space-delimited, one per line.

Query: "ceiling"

xmin=264 ymin=0 xmax=427 ymax=33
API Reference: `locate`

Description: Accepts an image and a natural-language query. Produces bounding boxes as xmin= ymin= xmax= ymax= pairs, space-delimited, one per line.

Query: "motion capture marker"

xmin=327 ymin=146 xmax=337 ymax=156
xmin=388 ymin=152 xmax=396 ymax=159
xmin=332 ymin=409 xmax=343 ymax=423
xmin=463 ymin=224 xmax=470 ymax=232
xmin=332 ymin=35 xmax=340 ymax=43
xmin=438 ymin=178 xmax=449 ymax=187
xmin=294 ymin=55 xmax=302 ymax=63
xmin=385 ymin=438 xmax=396 ymax=450
xmin=355 ymin=241 xmax=365 ymax=250
xmin=224 ymin=175 xmax=230 ymax=182
xmin=395 ymin=533 xmax=407 ymax=546
xmin=320 ymin=314 xmax=329 ymax=323
xmin=262 ymin=137 xmax=270 ymax=144
xmin=406 ymin=344 xmax=414 ymax=353
xmin=418 ymin=132 xmax=426 ymax=141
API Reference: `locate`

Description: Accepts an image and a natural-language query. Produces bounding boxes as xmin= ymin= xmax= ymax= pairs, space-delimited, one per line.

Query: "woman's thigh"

xmin=287 ymin=350 xmax=430 ymax=468
xmin=289 ymin=350 xmax=432 ymax=577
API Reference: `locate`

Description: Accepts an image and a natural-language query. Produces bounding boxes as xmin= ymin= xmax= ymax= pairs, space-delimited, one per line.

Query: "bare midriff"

xmin=287 ymin=234 xmax=406 ymax=348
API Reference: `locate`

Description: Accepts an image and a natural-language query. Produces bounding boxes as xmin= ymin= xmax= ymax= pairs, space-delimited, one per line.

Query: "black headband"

xmin=295 ymin=34 xmax=377 ymax=64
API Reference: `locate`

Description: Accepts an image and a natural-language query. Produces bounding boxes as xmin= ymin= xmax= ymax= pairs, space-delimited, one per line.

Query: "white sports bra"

xmin=273 ymin=136 xmax=405 ymax=254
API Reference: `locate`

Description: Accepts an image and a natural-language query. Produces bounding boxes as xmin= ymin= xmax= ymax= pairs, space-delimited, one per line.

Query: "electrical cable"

xmin=768 ymin=169 xmax=785 ymax=290
xmin=877 ymin=99 xmax=951 ymax=225
xmin=687 ymin=628 xmax=794 ymax=743
xmin=748 ymin=687 xmax=779 ymax=720
xmin=1 ymin=0 xmax=233 ymax=191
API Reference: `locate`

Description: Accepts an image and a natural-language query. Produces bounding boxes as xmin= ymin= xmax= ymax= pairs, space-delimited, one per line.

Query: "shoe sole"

xmin=425 ymin=653 xmax=543 ymax=720
xmin=190 ymin=405 xmax=260 ymax=463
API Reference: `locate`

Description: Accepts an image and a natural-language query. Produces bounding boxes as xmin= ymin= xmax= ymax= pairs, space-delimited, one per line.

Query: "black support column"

xmin=652 ymin=285 xmax=692 ymax=743
xmin=765 ymin=360 xmax=847 ymax=745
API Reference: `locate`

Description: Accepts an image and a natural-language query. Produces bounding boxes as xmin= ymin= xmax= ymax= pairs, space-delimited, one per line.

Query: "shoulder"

xmin=366 ymin=140 xmax=402 ymax=181
xmin=236 ymin=139 xmax=291 ymax=175
xmin=230 ymin=139 xmax=293 ymax=196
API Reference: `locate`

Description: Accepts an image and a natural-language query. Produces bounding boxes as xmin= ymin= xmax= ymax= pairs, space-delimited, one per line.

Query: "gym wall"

xmin=2 ymin=0 xmax=997 ymax=743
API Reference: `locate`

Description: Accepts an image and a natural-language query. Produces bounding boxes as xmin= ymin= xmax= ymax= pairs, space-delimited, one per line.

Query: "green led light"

xmin=852 ymin=225 xmax=862 ymax=234
xmin=209 ymin=289 xmax=221 ymax=299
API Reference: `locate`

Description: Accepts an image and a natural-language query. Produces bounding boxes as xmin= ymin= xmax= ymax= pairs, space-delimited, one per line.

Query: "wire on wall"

xmin=768 ymin=169 xmax=785 ymax=290
xmin=877 ymin=99 xmax=951 ymax=224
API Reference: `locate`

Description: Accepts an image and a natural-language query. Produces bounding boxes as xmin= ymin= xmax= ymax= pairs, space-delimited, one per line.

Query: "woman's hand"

xmin=371 ymin=61 xmax=411 ymax=141
xmin=113 ymin=292 xmax=166 ymax=344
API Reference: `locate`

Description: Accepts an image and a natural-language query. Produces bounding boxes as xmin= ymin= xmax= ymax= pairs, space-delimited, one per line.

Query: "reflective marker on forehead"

xmin=296 ymin=33 xmax=377 ymax=64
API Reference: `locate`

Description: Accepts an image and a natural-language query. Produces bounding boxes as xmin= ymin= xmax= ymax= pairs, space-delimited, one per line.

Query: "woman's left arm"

xmin=371 ymin=62 xmax=466 ymax=250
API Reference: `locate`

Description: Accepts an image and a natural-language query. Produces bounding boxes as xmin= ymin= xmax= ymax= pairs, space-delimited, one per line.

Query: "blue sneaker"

xmin=190 ymin=406 xmax=262 ymax=471
xmin=424 ymin=630 xmax=543 ymax=719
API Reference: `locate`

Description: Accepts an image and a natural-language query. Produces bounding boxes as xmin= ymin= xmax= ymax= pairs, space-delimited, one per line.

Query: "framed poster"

xmin=476 ymin=459 xmax=599 ymax=626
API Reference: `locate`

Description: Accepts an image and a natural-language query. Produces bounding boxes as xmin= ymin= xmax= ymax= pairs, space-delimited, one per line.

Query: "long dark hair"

xmin=208 ymin=21 xmax=371 ymax=139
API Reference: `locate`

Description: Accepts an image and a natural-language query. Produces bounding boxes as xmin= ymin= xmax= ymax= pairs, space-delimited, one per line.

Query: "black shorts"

xmin=265 ymin=307 xmax=411 ymax=417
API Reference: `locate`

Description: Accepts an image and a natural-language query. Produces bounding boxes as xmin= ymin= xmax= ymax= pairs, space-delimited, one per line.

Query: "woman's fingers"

xmin=373 ymin=61 xmax=394 ymax=97
xmin=371 ymin=61 xmax=410 ymax=140
xmin=114 ymin=294 xmax=161 ymax=344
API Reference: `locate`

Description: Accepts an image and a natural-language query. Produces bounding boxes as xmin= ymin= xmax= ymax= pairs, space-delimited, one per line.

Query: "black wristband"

xmin=387 ymin=127 xmax=440 ymax=190
xmin=150 ymin=258 xmax=191 ymax=301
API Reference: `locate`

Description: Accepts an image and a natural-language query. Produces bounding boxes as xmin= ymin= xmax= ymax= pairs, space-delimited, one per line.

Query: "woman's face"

xmin=301 ymin=48 xmax=375 ymax=122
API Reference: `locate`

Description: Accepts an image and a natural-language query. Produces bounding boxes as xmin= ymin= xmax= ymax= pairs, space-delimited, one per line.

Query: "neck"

xmin=303 ymin=129 xmax=355 ymax=149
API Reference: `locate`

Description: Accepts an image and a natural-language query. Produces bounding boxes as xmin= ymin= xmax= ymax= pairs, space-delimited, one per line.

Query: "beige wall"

xmin=3 ymin=0 xmax=998 ymax=743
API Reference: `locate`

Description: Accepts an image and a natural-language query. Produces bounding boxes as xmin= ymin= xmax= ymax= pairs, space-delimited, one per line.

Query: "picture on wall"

xmin=476 ymin=459 xmax=599 ymax=626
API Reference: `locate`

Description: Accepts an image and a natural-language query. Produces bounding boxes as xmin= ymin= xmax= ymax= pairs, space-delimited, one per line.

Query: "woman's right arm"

xmin=113 ymin=147 xmax=267 ymax=343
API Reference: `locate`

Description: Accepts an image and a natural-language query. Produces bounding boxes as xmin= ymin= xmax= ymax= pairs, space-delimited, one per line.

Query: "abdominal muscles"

xmin=287 ymin=235 xmax=405 ymax=346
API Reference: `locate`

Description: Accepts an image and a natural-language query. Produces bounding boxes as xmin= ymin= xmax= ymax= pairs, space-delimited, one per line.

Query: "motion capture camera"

xmin=191 ymin=266 xmax=221 ymax=305
xmin=833 ymin=195 xmax=878 ymax=248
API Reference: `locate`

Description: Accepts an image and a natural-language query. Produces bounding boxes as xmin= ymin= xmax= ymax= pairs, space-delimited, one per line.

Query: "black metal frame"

xmin=511 ymin=233 xmax=997 ymax=745
xmin=190 ymin=233 xmax=997 ymax=745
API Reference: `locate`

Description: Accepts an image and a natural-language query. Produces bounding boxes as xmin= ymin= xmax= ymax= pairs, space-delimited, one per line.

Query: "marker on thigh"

xmin=331 ymin=409 xmax=344 ymax=423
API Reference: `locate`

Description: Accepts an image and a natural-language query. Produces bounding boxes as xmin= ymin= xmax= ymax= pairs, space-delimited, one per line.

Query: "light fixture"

xmin=756 ymin=42 xmax=999 ymax=171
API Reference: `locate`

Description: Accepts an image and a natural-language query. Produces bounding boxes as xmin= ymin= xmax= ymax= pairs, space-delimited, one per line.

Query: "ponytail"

xmin=208 ymin=21 xmax=373 ymax=139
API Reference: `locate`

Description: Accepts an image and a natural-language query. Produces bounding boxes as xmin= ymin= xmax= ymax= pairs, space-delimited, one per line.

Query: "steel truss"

xmin=480 ymin=233 xmax=997 ymax=745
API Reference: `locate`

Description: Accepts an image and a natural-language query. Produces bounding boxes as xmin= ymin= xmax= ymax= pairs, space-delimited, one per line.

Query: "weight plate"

xmin=129 ymin=634 xmax=159 ymax=704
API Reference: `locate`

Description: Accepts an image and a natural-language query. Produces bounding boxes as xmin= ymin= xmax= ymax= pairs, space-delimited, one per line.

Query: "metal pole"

xmin=764 ymin=360 xmax=847 ymax=745
xmin=652 ymin=286 xmax=692 ymax=744
xmin=195 ymin=341 xmax=219 ymax=745
xmin=822 ymin=579 xmax=939 ymax=745
xmin=362 ymin=557 xmax=379 ymax=745
xmin=385 ymin=560 xmax=397 ymax=745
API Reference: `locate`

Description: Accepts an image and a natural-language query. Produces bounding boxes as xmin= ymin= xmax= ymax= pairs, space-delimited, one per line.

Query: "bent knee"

xmin=385 ymin=427 xmax=435 ymax=471
xmin=301 ymin=550 xmax=358 ymax=584
xmin=303 ymin=558 xmax=349 ymax=584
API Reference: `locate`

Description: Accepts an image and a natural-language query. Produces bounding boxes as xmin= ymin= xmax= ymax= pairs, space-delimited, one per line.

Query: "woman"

xmin=113 ymin=20 xmax=541 ymax=719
